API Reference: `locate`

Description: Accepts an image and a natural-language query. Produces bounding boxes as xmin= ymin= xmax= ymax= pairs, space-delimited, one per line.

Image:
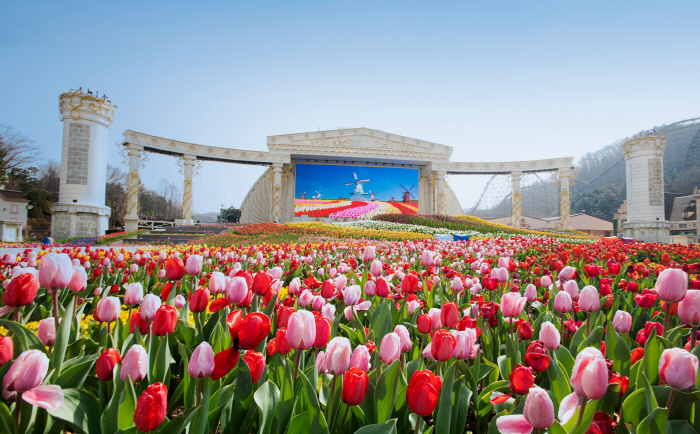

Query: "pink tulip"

xmin=558 ymin=266 xmax=576 ymax=281
xmin=174 ymin=295 xmax=186 ymax=309
xmin=157 ymin=269 xmax=166 ymax=279
xmin=578 ymin=285 xmax=600 ymax=313
xmin=363 ymin=246 xmax=376 ymax=262
xmin=379 ymin=332 xmax=401 ymax=364
xmin=288 ymin=278 xmax=301 ymax=295
xmin=496 ymin=267 xmax=509 ymax=283
xmin=124 ymin=282 xmax=144 ymax=306
xmin=450 ymin=277 xmax=464 ymax=292
xmin=185 ymin=255 xmax=203 ymax=276
xmin=67 ymin=266 xmax=88 ymax=293
xmin=323 ymin=337 xmax=351 ymax=375
xmin=422 ymin=342 xmax=437 ymax=362
xmin=558 ymin=392 xmax=580 ymax=424
xmin=3 ymin=350 xmax=63 ymax=409
xmin=370 ymin=260 xmax=382 ymax=277
xmin=343 ymin=285 xmax=361 ymax=306
xmin=553 ymin=291 xmax=573 ymax=313
xmin=298 ymin=290 xmax=314 ymax=307
xmin=420 ymin=250 xmax=433 ymax=267
xmin=613 ymin=311 xmax=632 ymax=333
xmin=287 ymin=310 xmax=316 ymax=350
xmin=563 ymin=280 xmax=579 ymax=301
xmin=226 ymin=276 xmax=248 ymax=305
xmin=38 ymin=253 xmax=73 ymax=290
xmin=335 ymin=275 xmax=347 ymax=292
xmin=501 ymin=292 xmax=526 ymax=318
xmin=94 ymin=297 xmax=121 ymax=323
xmin=408 ymin=300 xmax=421 ymax=315
xmin=129 ymin=264 xmax=138 ymax=274
xmin=498 ymin=257 xmax=510 ymax=269
xmin=523 ymin=284 xmax=537 ymax=302
xmin=679 ymin=290 xmax=700 ymax=326
xmin=656 ymin=268 xmax=688 ymax=303
xmin=322 ymin=304 xmax=336 ymax=321
xmin=364 ymin=280 xmax=376 ymax=297
xmin=452 ymin=329 xmax=476 ymax=360
xmin=426 ymin=308 xmax=442 ymax=330
xmin=539 ymin=321 xmax=560 ymax=350
xmin=496 ymin=415 xmax=533 ymax=434
xmin=38 ymin=318 xmax=57 ymax=346
xmin=312 ymin=295 xmax=326 ymax=311
xmin=209 ymin=271 xmax=226 ymax=295
xmin=394 ymin=325 xmax=411 ymax=353
xmin=350 ymin=345 xmax=371 ymax=371
xmin=570 ymin=347 xmax=608 ymax=399
xmin=540 ymin=275 xmax=552 ymax=288
xmin=269 ymin=267 xmax=283 ymax=280
xmin=659 ymin=348 xmax=699 ymax=390
xmin=188 ymin=342 xmax=215 ymax=378
xmin=121 ymin=345 xmax=148 ymax=383
xmin=523 ymin=387 xmax=555 ymax=429
xmin=141 ymin=294 xmax=161 ymax=321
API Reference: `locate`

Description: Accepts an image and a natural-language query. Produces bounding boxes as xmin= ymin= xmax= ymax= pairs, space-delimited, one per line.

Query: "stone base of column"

xmin=622 ymin=220 xmax=670 ymax=243
xmin=124 ymin=215 xmax=139 ymax=231
xmin=51 ymin=203 xmax=111 ymax=239
xmin=175 ymin=218 xmax=195 ymax=226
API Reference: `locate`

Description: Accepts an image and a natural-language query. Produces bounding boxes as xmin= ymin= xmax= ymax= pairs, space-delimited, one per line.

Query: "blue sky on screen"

xmin=294 ymin=164 xmax=418 ymax=202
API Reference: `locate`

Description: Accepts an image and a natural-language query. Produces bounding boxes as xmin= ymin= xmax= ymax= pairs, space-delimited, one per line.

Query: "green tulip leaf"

xmin=254 ymin=380 xmax=280 ymax=434
xmin=637 ymin=407 xmax=668 ymax=434
xmin=48 ymin=388 xmax=101 ymax=434
xmin=375 ymin=359 xmax=401 ymax=424
xmin=353 ymin=419 xmax=398 ymax=434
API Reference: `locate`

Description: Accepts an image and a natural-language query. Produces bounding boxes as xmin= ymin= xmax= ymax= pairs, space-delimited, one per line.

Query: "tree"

xmin=106 ymin=165 xmax=126 ymax=228
xmin=0 ymin=124 xmax=39 ymax=185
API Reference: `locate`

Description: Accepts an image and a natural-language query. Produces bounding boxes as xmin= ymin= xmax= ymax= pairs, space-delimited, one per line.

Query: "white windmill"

xmin=346 ymin=172 xmax=370 ymax=201
xmin=312 ymin=190 xmax=322 ymax=199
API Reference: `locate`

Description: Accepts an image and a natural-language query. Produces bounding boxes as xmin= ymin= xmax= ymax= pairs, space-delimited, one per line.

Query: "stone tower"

xmin=620 ymin=133 xmax=670 ymax=243
xmin=51 ymin=89 xmax=114 ymax=239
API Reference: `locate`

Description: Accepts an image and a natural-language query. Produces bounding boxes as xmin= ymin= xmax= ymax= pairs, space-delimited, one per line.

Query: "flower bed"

xmin=0 ymin=231 xmax=699 ymax=434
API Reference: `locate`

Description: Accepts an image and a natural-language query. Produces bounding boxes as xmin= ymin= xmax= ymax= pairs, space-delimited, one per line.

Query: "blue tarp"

xmin=453 ymin=234 xmax=470 ymax=241
xmin=434 ymin=234 xmax=452 ymax=241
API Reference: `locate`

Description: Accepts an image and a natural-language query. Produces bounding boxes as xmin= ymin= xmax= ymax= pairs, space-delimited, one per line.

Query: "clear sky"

xmin=295 ymin=164 xmax=419 ymax=201
xmin=1 ymin=1 xmax=699 ymax=212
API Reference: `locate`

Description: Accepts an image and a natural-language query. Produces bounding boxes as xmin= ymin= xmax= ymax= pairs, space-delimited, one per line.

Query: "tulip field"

xmin=0 ymin=228 xmax=699 ymax=434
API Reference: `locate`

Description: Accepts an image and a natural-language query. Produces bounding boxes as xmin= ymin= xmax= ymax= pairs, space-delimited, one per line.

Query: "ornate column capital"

xmin=620 ymin=134 xmax=667 ymax=159
xmin=59 ymin=88 xmax=115 ymax=127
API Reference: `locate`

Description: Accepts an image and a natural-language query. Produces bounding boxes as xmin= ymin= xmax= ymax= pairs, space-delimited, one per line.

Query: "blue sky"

xmin=1 ymin=1 xmax=699 ymax=212
xmin=295 ymin=164 xmax=418 ymax=201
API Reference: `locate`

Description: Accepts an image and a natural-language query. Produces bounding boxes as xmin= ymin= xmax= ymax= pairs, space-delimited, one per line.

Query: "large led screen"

xmin=294 ymin=164 xmax=419 ymax=218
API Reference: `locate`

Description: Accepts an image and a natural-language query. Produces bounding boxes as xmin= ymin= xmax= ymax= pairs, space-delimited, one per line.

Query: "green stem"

xmin=196 ymin=378 xmax=202 ymax=406
xmin=338 ymin=405 xmax=350 ymax=432
xmin=662 ymin=302 xmax=671 ymax=339
xmin=414 ymin=414 xmax=421 ymax=434
xmin=327 ymin=375 xmax=337 ymax=425
xmin=586 ymin=312 xmax=591 ymax=337
xmin=52 ymin=289 xmax=61 ymax=333
xmin=572 ymin=397 xmax=588 ymax=433
xmin=14 ymin=391 xmax=22 ymax=434
xmin=691 ymin=327 xmax=698 ymax=350
xmin=293 ymin=350 xmax=302 ymax=388
xmin=667 ymin=388 xmax=677 ymax=415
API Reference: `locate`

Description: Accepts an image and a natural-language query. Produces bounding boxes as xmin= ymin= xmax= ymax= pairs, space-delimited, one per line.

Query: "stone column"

xmin=559 ymin=168 xmax=572 ymax=230
xmin=176 ymin=154 xmax=196 ymax=226
xmin=124 ymin=144 xmax=143 ymax=231
xmin=511 ymin=171 xmax=523 ymax=227
xmin=436 ymin=171 xmax=447 ymax=215
xmin=271 ymin=163 xmax=283 ymax=223
xmin=51 ymin=89 xmax=113 ymax=239
xmin=621 ymin=134 xmax=670 ymax=242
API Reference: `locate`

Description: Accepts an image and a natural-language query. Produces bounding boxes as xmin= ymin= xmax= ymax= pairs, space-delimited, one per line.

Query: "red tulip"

xmin=134 ymin=382 xmax=167 ymax=433
xmin=417 ymin=314 xmax=432 ymax=334
xmin=130 ymin=311 xmax=150 ymax=335
xmin=266 ymin=339 xmax=277 ymax=357
xmin=252 ymin=272 xmax=274 ymax=296
xmin=406 ymin=370 xmax=442 ymax=416
xmin=3 ymin=273 xmax=39 ymax=307
xmin=0 ymin=336 xmax=13 ymax=365
xmin=151 ymin=305 xmax=178 ymax=336
xmin=96 ymin=348 xmax=121 ymax=381
xmin=401 ymin=273 xmax=420 ymax=294
xmin=275 ymin=328 xmax=292 ymax=355
xmin=227 ymin=310 xmax=243 ymax=341
xmin=243 ymin=351 xmax=265 ymax=383
xmin=320 ymin=279 xmax=336 ymax=298
xmin=431 ymin=329 xmax=456 ymax=362
xmin=314 ymin=316 xmax=331 ymax=348
xmin=440 ymin=302 xmax=460 ymax=328
xmin=524 ymin=340 xmax=550 ymax=373
xmin=209 ymin=297 xmax=230 ymax=312
xmin=634 ymin=289 xmax=657 ymax=309
xmin=211 ymin=346 xmax=241 ymax=380
xmin=165 ymin=257 xmax=185 ymax=281
xmin=276 ymin=306 xmax=295 ymax=328
xmin=237 ymin=313 xmax=271 ymax=350
xmin=189 ymin=288 xmax=210 ymax=313
xmin=631 ymin=347 xmax=645 ymax=365
xmin=342 ymin=368 xmax=369 ymax=405
xmin=509 ymin=364 xmax=535 ymax=395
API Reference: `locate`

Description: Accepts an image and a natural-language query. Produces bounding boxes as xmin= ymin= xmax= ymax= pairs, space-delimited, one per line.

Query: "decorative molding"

xmin=511 ymin=191 xmax=523 ymax=227
xmin=560 ymin=188 xmax=571 ymax=229
xmin=620 ymin=133 xmax=667 ymax=158
xmin=434 ymin=157 xmax=575 ymax=175
xmin=59 ymin=89 xmax=115 ymax=126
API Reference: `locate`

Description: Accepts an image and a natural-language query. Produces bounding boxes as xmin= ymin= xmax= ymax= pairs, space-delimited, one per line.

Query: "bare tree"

xmin=106 ymin=165 xmax=126 ymax=228
xmin=36 ymin=162 xmax=60 ymax=203
xmin=0 ymin=124 xmax=40 ymax=180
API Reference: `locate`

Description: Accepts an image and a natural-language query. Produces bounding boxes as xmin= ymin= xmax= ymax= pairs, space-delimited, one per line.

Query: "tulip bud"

xmin=539 ymin=321 xmax=560 ymax=350
xmin=523 ymin=387 xmax=555 ymax=429
xmin=341 ymin=368 xmax=369 ymax=406
xmin=656 ymin=268 xmax=688 ymax=303
xmin=379 ymin=332 xmax=401 ymax=364
xmin=188 ymin=342 xmax=215 ymax=379
xmin=121 ymin=345 xmax=148 ymax=383
xmin=134 ymin=382 xmax=167 ymax=433
xmin=659 ymin=348 xmax=699 ymax=390
xmin=613 ymin=310 xmax=632 ymax=333
xmin=37 ymin=317 xmax=57 ymax=346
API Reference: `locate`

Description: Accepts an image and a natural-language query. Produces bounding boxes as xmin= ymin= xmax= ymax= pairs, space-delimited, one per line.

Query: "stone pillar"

xmin=511 ymin=171 xmax=523 ymax=227
xmin=176 ymin=154 xmax=196 ymax=226
xmin=51 ymin=89 xmax=113 ymax=239
xmin=436 ymin=171 xmax=447 ymax=215
xmin=621 ymin=134 xmax=670 ymax=242
xmin=124 ymin=144 xmax=143 ymax=231
xmin=559 ymin=168 xmax=572 ymax=230
xmin=271 ymin=163 xmax=283 ymax=223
